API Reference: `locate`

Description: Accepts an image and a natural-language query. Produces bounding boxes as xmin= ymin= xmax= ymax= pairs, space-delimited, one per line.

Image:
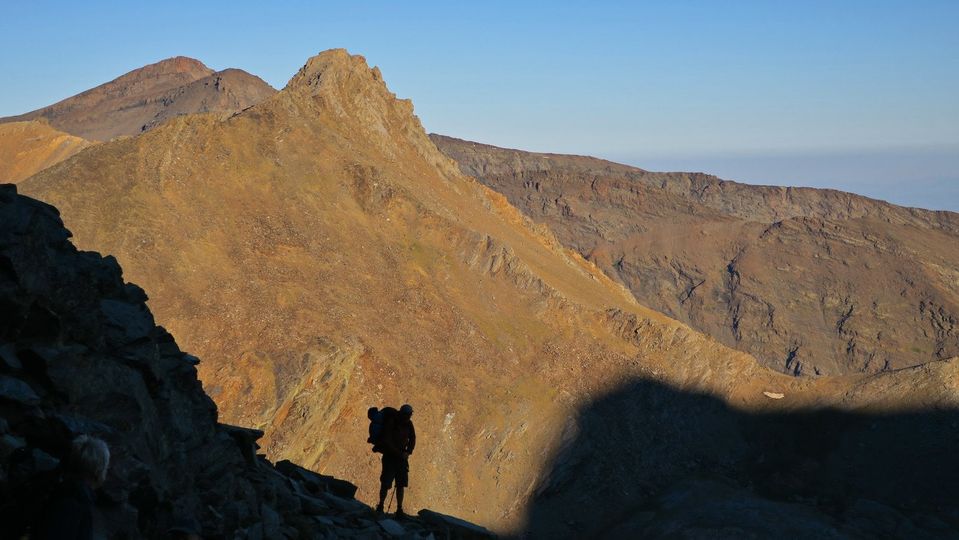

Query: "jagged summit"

xmin=280 ymin=48 xmax=412 ymax=128
xmin=278 ymin=49 xmax=453 ymax=171
xmin=285 ymin=48 xmax=360 ymax=89
xmin=283 ymin=48 xmax=392 ymax=99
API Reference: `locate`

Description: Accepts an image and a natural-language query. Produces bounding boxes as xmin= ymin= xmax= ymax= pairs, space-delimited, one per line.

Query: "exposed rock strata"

xmin=431 ymin=135 xmax=959 ymax=376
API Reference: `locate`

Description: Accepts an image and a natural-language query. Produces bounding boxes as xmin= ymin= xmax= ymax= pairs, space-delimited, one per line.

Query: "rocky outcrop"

xmin=0 ymin=183 xmax=493 ymax=539
xmin=431 ymin=135 xmax=959 ymax=376
xmin=0 ymin=57 xmax=276 ymax=141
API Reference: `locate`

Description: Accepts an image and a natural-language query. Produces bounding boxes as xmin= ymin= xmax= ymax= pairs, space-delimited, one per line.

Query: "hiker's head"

xmin=399 ymin=404 xmax=413 ymax=419
xmin=368 ymin=407 xmax=379 ymax=419
xmin=68 ymin=434 xmax=110 ymax=487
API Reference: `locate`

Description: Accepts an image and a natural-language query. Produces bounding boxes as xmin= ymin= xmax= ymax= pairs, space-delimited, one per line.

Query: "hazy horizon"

xmin=611 ymin=145 xmax=959 ymax=212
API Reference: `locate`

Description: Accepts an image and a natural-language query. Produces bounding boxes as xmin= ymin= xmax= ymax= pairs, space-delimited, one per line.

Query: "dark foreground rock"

xmin=0 ymin=183 xmax=493 ymax=539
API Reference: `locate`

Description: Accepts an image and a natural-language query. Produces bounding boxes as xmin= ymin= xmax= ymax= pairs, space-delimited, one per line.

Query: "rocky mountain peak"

xmin=280 ymin=49 xmax=458 ymax=173
xmin=285 ymin=48 xmax=367 ymax=90
xmin=282 ymin=49 xmax=413 ymax=130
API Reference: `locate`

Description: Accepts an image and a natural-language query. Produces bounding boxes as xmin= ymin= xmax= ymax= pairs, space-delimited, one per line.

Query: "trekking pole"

xmin=387 ymin=487 xmax=395 ymax=513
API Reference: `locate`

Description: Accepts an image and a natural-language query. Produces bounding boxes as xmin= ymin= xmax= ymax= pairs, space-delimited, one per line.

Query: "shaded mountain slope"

xmin=0 ymin=121 xmax=91 ymax=183
xmin=0 ymin=57 xmax=275 ymax=141
xmin=0 ymin=183 xmax=493 ymax=539
xmin=432 ymin=135 xmax=959 ymax=376
xmin=18 ymin=50 xmax=952 ymax=533
xmin=524 ymin=366 xmax=959 ymax=538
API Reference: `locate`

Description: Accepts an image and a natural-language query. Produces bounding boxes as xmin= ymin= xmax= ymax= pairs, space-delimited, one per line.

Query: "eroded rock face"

xmin=0 ymin=184 xmax=493 ymax=539
xmin=431 ymin=135 xmax=959 ymax=376
xmin=0 ymin=57 xmax=276 ymax=141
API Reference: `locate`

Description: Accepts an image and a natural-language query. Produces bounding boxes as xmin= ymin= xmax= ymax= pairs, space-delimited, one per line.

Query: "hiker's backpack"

xmin=369 ymin=406 xmax=397 ymax=453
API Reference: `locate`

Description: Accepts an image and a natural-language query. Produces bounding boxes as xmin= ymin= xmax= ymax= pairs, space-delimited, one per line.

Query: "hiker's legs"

xmin=395 ymin=455 xmax=409 ymax=514
xmin=378 ymin=454 xmax=396 ymax=511
xmin=376 ymin=455 xmax=393 ymax=512
xmin=378 ymin=482 xmax=390 ymax=509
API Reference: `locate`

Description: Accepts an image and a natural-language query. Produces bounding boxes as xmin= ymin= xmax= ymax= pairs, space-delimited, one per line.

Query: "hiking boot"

xmin=375 ymin=503 xmax=384 ymax=514
xmin=395 ymin=508 xmax=407 ymax=519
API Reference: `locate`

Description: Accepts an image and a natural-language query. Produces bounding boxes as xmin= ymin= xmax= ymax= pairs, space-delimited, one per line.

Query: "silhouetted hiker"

xmin=375 ymin=403 xmax=416 ymax=517
xmin=33 ymin=435 xmax=110 ymax=540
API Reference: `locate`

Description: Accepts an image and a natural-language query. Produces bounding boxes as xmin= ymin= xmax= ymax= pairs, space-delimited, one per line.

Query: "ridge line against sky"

xmin=1 ymin=1 xmax=957 ymax=210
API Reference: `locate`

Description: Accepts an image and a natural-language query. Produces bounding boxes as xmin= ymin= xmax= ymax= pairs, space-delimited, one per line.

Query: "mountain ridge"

xmin=431 ymin=134 xmax=959 ymax=232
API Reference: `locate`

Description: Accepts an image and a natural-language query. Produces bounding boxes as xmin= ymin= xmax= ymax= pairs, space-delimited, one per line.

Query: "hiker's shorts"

xmin=380 ymin=453 xmax=409 ymax=488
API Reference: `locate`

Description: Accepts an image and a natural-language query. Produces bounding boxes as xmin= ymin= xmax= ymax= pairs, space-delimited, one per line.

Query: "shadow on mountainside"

xmin=519 ymin=376 xmax=959 ymax=539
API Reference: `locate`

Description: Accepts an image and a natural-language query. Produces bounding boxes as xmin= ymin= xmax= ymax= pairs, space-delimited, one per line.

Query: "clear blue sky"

xmin=2 ymin=1 xmax=957 ymax=210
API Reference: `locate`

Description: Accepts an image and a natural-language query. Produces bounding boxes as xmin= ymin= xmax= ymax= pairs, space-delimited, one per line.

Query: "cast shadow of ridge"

xmin=518 ymin=377 xmax=959 ymax=539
